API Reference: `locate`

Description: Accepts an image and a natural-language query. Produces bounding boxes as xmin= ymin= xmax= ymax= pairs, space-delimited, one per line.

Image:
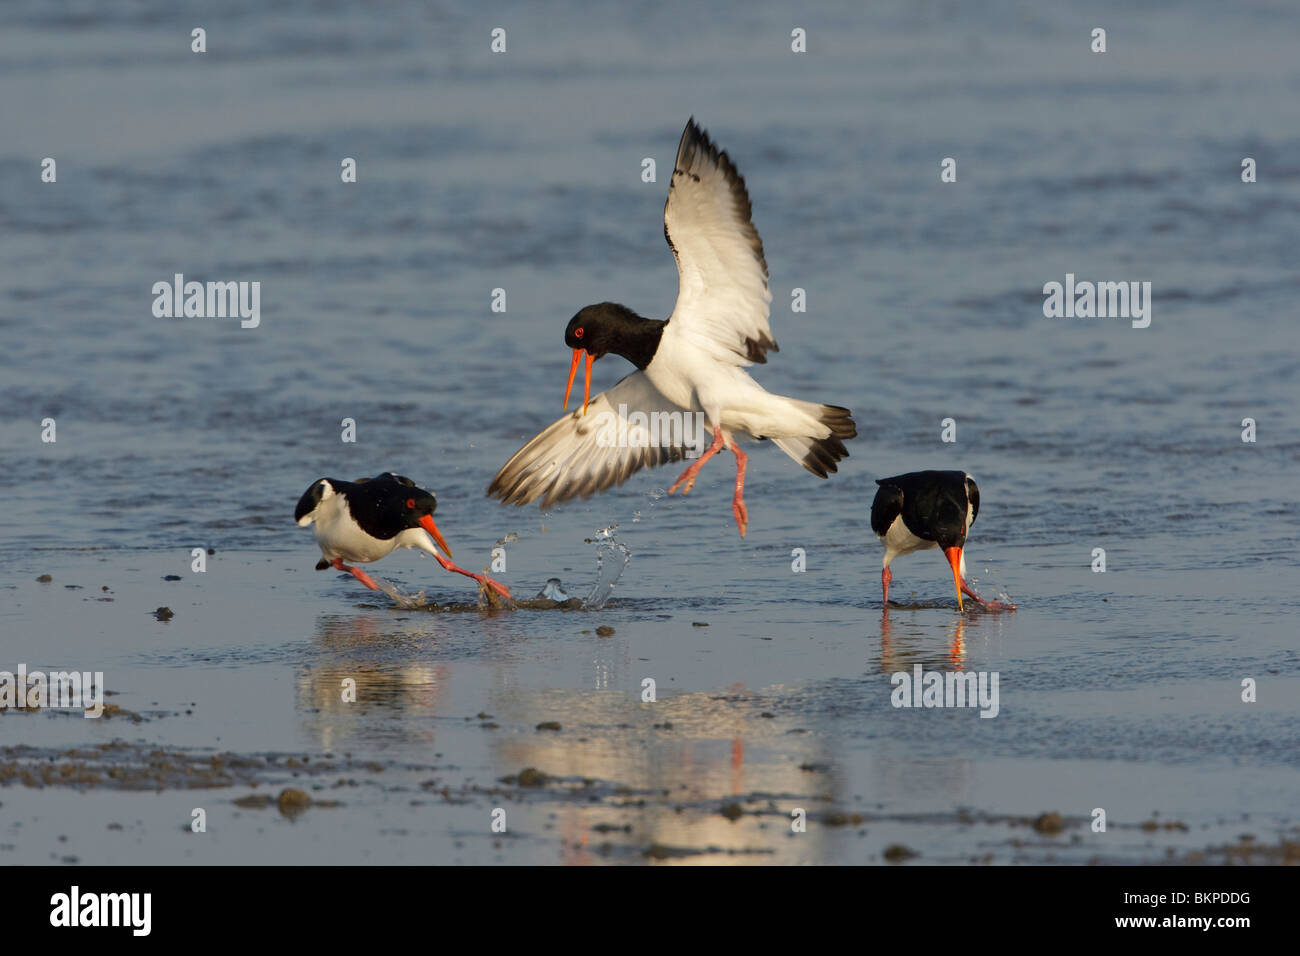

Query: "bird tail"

xmin=771 ymin=403 xmax=856 ymax=478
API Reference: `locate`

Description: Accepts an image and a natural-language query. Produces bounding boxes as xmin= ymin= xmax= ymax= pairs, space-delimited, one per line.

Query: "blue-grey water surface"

xmin=1 ymin=1 xmax=1298 ymax=864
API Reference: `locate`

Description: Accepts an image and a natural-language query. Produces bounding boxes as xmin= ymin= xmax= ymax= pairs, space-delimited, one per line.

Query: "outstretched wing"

xmin=662 ymin=118 xmax=776 ymax=366
xmin=487 ymin=371 xmax=692 ymax=509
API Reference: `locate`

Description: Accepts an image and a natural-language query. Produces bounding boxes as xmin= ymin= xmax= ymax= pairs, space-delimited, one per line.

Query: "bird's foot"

xmin=960 ymin=578 xmax=1016 ymax=612
xmin=731 ymin=493 xmax=748 ymax=537
xmin=668 ymin=466 xmax=699 ymax=496
xmin=477 ymin=574 xmax=513 ymax=602
xmin=434 ymin=553 xmax=512 ymax=603
xmin=669 ymin=425 xmax=725 ymax=496
xmin=332 ymin=558 xmax=381 ymax=592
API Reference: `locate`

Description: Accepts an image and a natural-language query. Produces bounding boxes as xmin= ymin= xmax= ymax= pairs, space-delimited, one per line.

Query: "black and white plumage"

xmin=295 ymin=472 xmax=510 ymax=599
xmin=487 ymin=119 xmax=856 ymax=536
xmin=870 ymin=470 xmax=1012 ymax=612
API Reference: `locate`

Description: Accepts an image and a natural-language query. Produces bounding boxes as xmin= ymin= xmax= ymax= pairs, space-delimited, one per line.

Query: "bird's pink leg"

xmin=731 ymin=441 xmax=748 ymax=537
xmin=432 ymin=553 xmax=513 ymax=601
xmin=882 ymin=566 xmax=892 ymax=607
xmin=332 ymin=558 xmax=381 ymax=591
xmin=959 ymin=576 xmax=1016 ymax=611
xmin=668 ymin=425 xmax=725 ymax=496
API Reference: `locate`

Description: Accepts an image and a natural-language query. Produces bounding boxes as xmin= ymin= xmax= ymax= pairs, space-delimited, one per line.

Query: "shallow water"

xmin=2 ymin=0 xmax=1298 ymax=864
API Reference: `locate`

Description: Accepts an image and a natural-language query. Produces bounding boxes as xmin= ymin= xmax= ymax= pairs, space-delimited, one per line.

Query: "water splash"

xmin=975 ymin=567 xmax=1016 ymax=611
xmin=538 ymin=578 xmax=569 ymax=602
xmin=582 ymin=524 xmax=630 ymax=610
xmin=371 ymin=576 xmax=429 ymax=609
xmin=632 ymin=487 xmax=667 ymax=524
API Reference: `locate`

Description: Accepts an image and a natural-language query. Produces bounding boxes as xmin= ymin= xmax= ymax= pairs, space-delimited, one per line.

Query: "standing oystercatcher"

xmin=487 ymin=118 xmax=856 ymax=536
xmin=870 ymin=470 xmax=1014 ymax=611
xmin=295 ymin=472 xmax=511 ymax=600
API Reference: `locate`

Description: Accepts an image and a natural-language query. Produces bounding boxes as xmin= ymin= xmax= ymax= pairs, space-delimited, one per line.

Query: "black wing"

xmin=294 ymin=479 xmax=327 ymax=523
xmin=870 ymin=480 xmax=905 ymax=537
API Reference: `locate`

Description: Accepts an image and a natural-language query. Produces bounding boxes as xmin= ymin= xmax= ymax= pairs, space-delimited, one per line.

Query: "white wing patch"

xmin=487 ymin=371 xmax=694 ymax=509
xmin=662 ymin=119 xmax=776 ymax=367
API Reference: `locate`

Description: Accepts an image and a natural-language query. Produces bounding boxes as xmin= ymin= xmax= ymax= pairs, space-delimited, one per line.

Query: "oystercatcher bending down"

xmin=487 ymin=118 xmax=855 ymax=536
xmin=870 ymin=470 xmax=1014 ymax=611
xmin=295 ymin=473 xmax=511 ymax=600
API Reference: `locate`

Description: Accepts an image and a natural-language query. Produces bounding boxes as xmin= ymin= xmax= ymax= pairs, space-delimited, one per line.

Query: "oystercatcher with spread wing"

xmin=871 ymin=470 xmax=1015 ymax=612
xmin=296 ymin=472 xmax=511 ymax=600
xmin=487 ymin=118 xmax=856 ymax=536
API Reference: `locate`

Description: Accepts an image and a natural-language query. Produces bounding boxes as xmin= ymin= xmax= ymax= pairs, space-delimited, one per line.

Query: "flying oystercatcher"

xmin=870 ymin=470 xmax=1015 ymax=611
xmin=487 ymin=118 xmax=856 ymax=536
xmin=295 ymin=472 xmax=511 ymax=600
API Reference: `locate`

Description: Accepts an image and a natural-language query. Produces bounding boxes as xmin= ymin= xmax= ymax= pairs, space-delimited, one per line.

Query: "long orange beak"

xmin=562 ymin=348 xmax=594 ymax=414
xmin=944 ymin=546 xmax=964 ymax=612
xmin=418 ymin=514 xmax=453 ymax=559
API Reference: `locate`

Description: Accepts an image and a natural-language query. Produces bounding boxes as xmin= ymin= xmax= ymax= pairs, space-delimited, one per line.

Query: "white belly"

xmin=310 ymin=496 xmax=399 ymax=563
xmin=880 ymin=514 xmax=935 ymax=568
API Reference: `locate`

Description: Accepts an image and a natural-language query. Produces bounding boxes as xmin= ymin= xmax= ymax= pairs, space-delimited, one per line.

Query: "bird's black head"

xmin=564 ymin=302 xmax=643 ymax=360
xmin=930 ymin=498 xmax=968 ymax=550
xmin=561 ymin=303 xmax=665 ymax=413
xmin=365 ymin=473 xmax=454 ymax=557
xmin=929 ymin=473 xmax=978 ymax=550
xmin=367 ymin=473 xmax=437 ymax=530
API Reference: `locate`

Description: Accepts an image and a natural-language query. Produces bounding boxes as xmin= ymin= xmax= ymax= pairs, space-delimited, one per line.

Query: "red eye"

xmin=406 ymin=498 xmax=415 ymax=509
xmin=574 ymin=327 xmax=584 ymax=339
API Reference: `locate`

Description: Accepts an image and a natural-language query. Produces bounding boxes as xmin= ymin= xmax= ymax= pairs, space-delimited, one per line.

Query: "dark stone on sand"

xmin=37 ymin=574 xmax=52 ymax=583
xmin=692 ymin=621 xmax=708 ymax=627
xmin=884 ymin=844 xmax=918 ymax=862
xmin=596 ymin=625 xmax=615 ymax=637
xmin=153 ymin=607 xmax=174 ymax=621
xmin=536 ymin=721 xmax=562 ymax=731
xmin=277 ymin=787 xmax=312 ymax=817
xmin=825 ymin=812 xmax=864 ymax=826
xmin=163 ymin=574 xmax=181 ymax=581
xmin=1033 ymin=812 xmax=1064 ymax=834
xmin=721 ymin=802 xmax=744 ymax=821
xmin=517 ymin=768 xmax=548 ymax=787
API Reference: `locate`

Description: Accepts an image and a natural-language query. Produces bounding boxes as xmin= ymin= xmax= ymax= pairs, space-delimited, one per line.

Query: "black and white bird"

xmin=487 ymin=118 xmax=856 ymax=537
xmin=870 ymin=470 xmax=1014 ymax=612
xmin=295 ymin=472 xmax=511 ymax=600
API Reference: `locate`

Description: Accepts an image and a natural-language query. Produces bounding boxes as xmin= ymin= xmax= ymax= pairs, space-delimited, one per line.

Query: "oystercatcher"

xmin=870 ymin=470 xmax=1014 ymax=612
xmin=487 ymin=118 xmax=856 ymax=536
xmin=295 ymin=473 xmax=511 ymax=600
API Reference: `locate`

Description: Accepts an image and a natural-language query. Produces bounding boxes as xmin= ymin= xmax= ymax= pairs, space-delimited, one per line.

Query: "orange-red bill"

xmin=581 ymin=350 xmax=593 ymax=413
xmin=944 ymin=546 xmax=964 ymax=612
xmin=562 ymin=348 xmax=595 ymax=414
xmin=418 ymin=514 xmax=453 ymax=560
xmin=563 ymin=348 xmax=582 ymax=410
